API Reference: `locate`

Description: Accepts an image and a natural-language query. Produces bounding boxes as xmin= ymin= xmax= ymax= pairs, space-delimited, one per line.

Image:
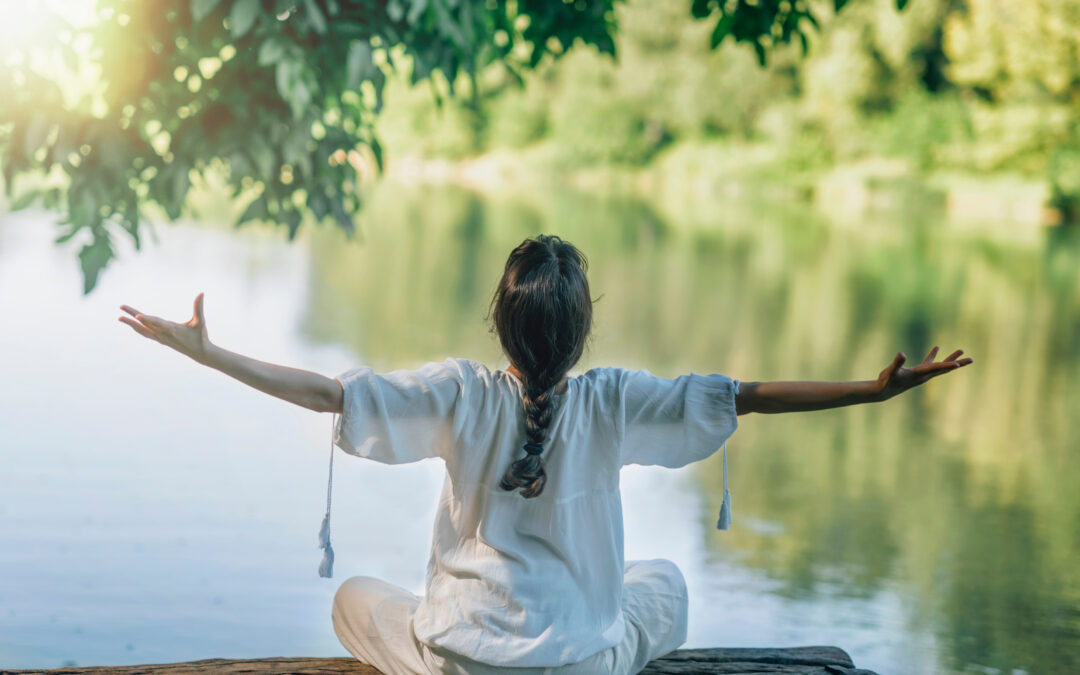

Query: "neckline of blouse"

xmin=500 ymin=367 xmax=574 ymax=399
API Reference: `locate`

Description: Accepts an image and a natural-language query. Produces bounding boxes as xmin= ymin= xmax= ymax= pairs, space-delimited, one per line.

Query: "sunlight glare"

xmin=0 ymin=0 xmax=96 ymax=53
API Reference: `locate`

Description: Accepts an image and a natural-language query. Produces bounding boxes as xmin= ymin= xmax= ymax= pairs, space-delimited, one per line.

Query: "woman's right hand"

xmin=872 ymin=346 xmax=973 ymax=401
xmin=119 ymin=293 xmax=212 ymax=364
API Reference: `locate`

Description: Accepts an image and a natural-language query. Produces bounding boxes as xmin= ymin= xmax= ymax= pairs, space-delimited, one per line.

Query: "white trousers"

xmin=332 ymin=559 xmax=689 ymax=675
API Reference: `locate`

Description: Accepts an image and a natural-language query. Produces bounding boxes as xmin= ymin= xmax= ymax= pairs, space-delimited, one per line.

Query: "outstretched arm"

xmin=118 ymin=293 xmax=344 ymax=414
xmin=735 ymin=347 xmax=973 ymax=415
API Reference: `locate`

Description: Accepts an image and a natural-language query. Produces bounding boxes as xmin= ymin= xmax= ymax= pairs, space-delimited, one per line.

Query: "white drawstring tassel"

xmin=318 ymin=413 xmax=337 ymax=578
xmin=715 ymin=441 xmax=733 ymax=530
xmin=318 ymin=515 xmax=335 ymax=579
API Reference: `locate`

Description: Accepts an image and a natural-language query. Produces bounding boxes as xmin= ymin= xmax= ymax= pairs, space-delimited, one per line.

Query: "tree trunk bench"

xmin=2 ymin=647 xmax=880 ymax=674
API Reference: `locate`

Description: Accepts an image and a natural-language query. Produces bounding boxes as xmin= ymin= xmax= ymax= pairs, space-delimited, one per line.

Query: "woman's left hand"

xmin=874 ymin=346 xmax=973 ymax=400
xmin=118 ymin=293 xmax=212 ymax=364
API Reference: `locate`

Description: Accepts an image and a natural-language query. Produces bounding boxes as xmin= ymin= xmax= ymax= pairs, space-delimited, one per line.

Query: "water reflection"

xmin=302 ymin=183 xmax=1080 ymax=674
xmin=2 ymin=182 xmax=1078 ymax=674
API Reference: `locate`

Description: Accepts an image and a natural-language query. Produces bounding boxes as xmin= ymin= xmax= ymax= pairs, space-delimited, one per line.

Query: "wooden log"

xmin=2 ymin=647 xmax=879 ymax=675
xmin=2 ymin=660 xmax=374 ymax=675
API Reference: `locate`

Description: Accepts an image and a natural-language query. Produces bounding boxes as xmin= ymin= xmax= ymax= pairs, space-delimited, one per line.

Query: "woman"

xmin=119 ymin=234 xmax=972 ymax=675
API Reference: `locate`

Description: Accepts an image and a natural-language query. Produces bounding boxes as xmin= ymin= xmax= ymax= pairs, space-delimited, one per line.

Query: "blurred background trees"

xmin=380 ymin=0 xmax=1079 ymax=218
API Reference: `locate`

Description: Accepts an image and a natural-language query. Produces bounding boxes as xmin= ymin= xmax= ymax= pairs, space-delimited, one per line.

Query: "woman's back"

xmin=333 ymin=357 xmax=739 ymax=667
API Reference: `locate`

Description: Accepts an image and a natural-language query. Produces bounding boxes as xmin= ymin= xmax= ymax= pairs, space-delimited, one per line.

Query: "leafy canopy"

xmin=0 ymin=0 xmax=877 ymax=292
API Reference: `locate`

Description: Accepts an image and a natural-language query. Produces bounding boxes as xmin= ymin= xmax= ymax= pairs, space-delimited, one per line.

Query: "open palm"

xmin=118 ymin=293 xmax=211 ymax=363
xmin=876 ymin=346 xmax=973 ymax=400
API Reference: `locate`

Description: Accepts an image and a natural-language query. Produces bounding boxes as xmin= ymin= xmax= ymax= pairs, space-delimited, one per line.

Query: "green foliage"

xmin=0 ymin=0 xmax=869 ymax=293
xmin=872 ymin=91 xmax=973 ymax=170
xmin=0 ymin=0 xmax=622 ymax=292
xmin=1049 ymin=143 xmax=1080 ymax=222
xmin=483 ymin=85 xmax=548 ymax=151
xmin=545 ymin=52 xmax=666 ymax=166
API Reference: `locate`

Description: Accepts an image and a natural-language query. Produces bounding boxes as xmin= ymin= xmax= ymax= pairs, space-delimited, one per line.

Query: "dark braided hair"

xmin=491 ymin=235 xmax=593 ymax=498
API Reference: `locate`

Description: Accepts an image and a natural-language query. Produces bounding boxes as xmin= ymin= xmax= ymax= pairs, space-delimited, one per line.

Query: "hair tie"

xmin=523 ymin=443 xmax=544 ymax=456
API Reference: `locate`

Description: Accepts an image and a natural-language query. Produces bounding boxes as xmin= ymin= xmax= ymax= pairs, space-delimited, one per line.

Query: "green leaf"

xmin=236 ymin=194 xmax=268 ymax=226
xmin=346 ymin=41 xmax=374 ymax=90
xmin=387 ymin=0 xmax=405 ymax=22
xmin=369 ymin=136 xmax=383 ymax=172
xmin=258 ymin=38 xmax=288 ymax=65
xmin=54 ymin=225 xmax=82 ymax=244
xmin=432 ymin=0 xmax=466 ymax=48
xmin=229 ymin=151 xmax=251 ymax=177
xmin=753 ymin=40 xmax=767 ymax=67
xmin=411 ymin=52 xmax=432 ymax=85
xmin=159 ymin=164 xmax=191 ymax=219
xmin=191 ymin=0 xmax=223 ymax=23
xmin=690 ymin=0 xmax=712 ymax=19
xmin=307 ymin=190 xmax=329 ymax=221
xmin=122 ymin=201 xmax=141 ymax=249
xmin=406 ymin=0 xmax=428 ymax=26
xmin=330 ymin=196 xmax=354 ymax=234
xmin=229 ymin=0 xmax=260 ymax=38
xmin=283 ymin=206 xmax=302 ymax=239
xmin=276 ymin=59 xmax=311 ymax=118
xmin=78 ymin=235 xmax=114 ymax=294
xmin=371 ymin=68 xmax=386 ymax=113
xmin=10 ymin=189 xmax=41 ymax=210
xmin=709 ymin=13 xmax=734 ymax=49
xmin=304 ymin=0 xmax=328 ymax=34
xmin=834 ymin=0 xmax=850 ymax=12
xmin=42 ymin=187 xmax=62 ymax=210
xmin=896 ymin=0 xmax=909 ymax=9
xmin=276 ymin=58 xmax=295 ymax=96
xmin=249 ymin=143 xmax=276 ymax=178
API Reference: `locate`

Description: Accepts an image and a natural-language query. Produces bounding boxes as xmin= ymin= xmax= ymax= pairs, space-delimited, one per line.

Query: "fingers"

xmin=880 ymin=351 xmax=906 ymax=382
xmin=118 ymin=316 xmax=158 ymax=341
xmin=921 ymin=346 xmax=939 ymax=365
xmin=121 ymin=303 xmax=168 ymax=326
xmin=890 ymin=351 xmax=906 ymax=373
xmin=917 ymin=355 xmax=975 ymax=382
xmin=136 ymin=313 xmax=169 ymax=330
xmin=912 ymin=359 xmax=962 ymax=375
xmin=928 ymin=349 xmax=973 ymax=369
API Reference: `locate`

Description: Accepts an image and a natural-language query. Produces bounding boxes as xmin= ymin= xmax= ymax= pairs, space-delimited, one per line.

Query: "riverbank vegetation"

xmin=376 ymin=0 xmax=1080 ymax=227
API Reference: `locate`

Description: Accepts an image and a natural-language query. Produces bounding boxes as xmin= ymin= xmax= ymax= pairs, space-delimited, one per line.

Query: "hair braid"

xmin=500 ymin=375 xmax=558 ymax=498
xmin=491 ymin=234 xmax=593 ymax=499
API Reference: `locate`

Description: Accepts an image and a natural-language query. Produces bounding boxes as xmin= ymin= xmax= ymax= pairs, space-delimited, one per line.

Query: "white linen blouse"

xmin=331 ymin=358 xmax=739 ymax=668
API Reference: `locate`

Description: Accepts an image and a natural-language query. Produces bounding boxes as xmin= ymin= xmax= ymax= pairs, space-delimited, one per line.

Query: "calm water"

xmin=1 ymin=183 xmax=1078 ymax=674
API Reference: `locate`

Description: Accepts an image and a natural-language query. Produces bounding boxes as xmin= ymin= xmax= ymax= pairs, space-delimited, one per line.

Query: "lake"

xmin=1 ymin=181 xmax=1078 ymax=674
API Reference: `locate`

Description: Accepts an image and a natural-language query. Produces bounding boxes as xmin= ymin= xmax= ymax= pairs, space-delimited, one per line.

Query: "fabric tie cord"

xmin=523 ymin=443 xmax=544 ymax=455
xmin=318 ymin=413 xmax=337 ymax=578
xmin=715 ymin=440 xmax=732 ymax=530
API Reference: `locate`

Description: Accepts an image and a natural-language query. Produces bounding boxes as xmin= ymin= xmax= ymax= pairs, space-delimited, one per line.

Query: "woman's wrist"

xmin=196 ymin=340 xmax=223 ymax=368
xmin=857 ymin=379 xmax=887 ymax=403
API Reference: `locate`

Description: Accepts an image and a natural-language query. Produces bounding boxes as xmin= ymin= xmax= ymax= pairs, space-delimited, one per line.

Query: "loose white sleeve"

xmin=616 ymin=368 xmax=739 ymax=468
xmin=333 ymin=358 xmax=466 ymax=464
